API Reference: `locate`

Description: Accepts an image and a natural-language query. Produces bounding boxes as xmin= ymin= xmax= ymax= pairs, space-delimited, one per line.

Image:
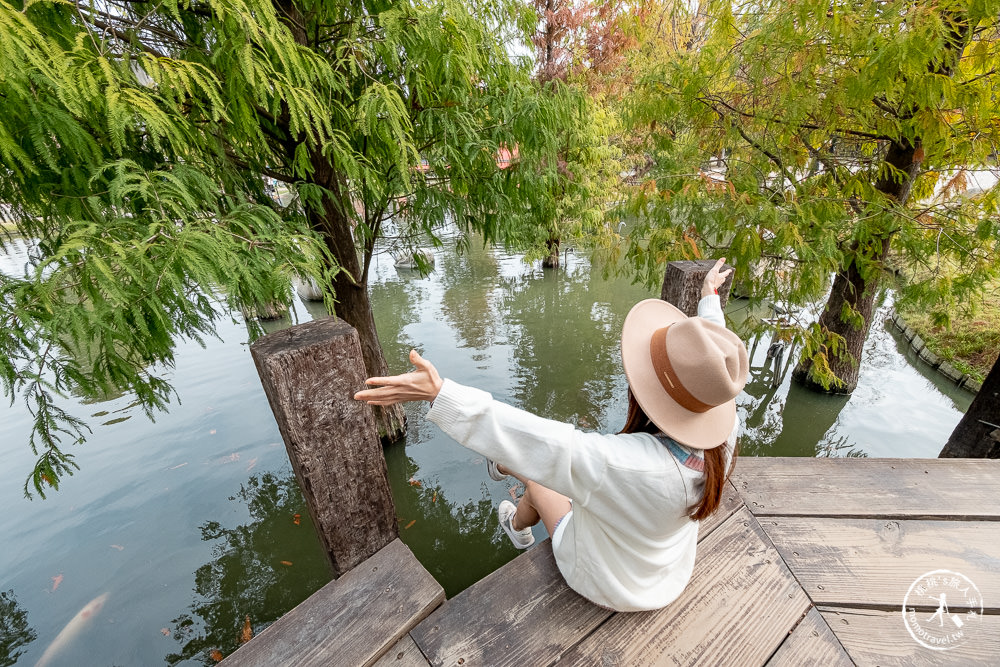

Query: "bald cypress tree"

xmin=0 ymin=0 xmax=556 ymax=494
xmin=625 ymin=0 xmax=1000 ymax=393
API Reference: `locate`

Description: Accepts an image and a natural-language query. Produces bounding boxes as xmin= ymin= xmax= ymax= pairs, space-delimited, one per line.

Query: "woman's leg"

xmin=498 ymin=465 xmax=571 ymax=536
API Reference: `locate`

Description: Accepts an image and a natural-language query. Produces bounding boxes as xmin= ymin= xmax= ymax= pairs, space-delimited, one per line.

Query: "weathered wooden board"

xmin=733 ymin=458 xmax=1000 ymax=519
xmin=373 ymin=635 xmax=431 ymax=667
xmin=765 ymin=607 xmax=853 ymax=667
xmin=660 ymin=259 xmax=734 ymax=316
xmin=410 ymin=540 xmax=613 ymax=667
xmin=555 ymin=507 xmax=811 ymax=666
xmin=221 ymin=539 xmax=444 ymax=667
xmin=820 ymin=606 xmax=1000 ymax=666
xmin=757 ymin=517 xmax=1000 ymax=610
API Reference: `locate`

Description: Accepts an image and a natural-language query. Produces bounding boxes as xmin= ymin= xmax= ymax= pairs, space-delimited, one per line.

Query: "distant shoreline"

xmin=888 ymin=311 xmax=988 ymax=393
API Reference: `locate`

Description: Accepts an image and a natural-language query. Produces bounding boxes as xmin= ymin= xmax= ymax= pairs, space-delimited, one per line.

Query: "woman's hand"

xmin=354 ymin=349 xmax=443 ymax=406
xmin=702 ymin=257 xmax=733 ymax=298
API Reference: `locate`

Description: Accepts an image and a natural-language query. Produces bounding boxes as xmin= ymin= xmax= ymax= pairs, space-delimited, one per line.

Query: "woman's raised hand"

xmin=702 ymin=257 xmax=733 ymax=298
xmin=354 ymin=349 xmax=443 ymax=406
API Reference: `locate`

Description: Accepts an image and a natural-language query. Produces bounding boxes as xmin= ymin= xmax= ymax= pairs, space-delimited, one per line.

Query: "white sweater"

xmin=426 ymin=296 xmax=738 ymax=611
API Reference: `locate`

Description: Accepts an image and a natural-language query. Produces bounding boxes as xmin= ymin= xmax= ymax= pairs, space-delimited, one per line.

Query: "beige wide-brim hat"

xmin=621 ymin=299 xmax=749 ymax=449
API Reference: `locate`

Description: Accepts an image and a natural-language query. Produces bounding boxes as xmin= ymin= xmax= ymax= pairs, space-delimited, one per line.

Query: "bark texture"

xmin=542 ymin=236 xmax=560 ymax=268
xmin=304 ymin=165 xmax=406 ymax=441
xmin=250 ymin=318 xmax=398 ymax=576
xmin=940 ymin=357 xmax=1000 ymax=458
xmin=660 ymin=259 xmax=734 ymax=317
xmin=793 ymin=238 xmax=890 ymax=393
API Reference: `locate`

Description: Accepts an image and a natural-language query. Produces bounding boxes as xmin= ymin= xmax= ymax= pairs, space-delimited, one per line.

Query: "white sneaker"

xmin=498 ymin=500 xmax=534 ymax=549
xmin=487 ymin=459 xmax=508 ymax=481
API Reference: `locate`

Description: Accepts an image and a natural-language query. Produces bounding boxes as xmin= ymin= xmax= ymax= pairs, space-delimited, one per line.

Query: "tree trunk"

xmin=793 ymin=130 xmax=917 ymax=393
xmin=542 ymin=236 xmax=560 ymax=268
xmin=250 ymin=318 xmax=398 ymax=575
xmin=307 ymin=153 xmax=406 ymax=442
xmin=793 ymin=15 xmax=971 ymax=395
xmin=660 ymin=259 xmax=734 ymax=316
xmin=792 ymin=238 xmax=889 ymax=393
xmin=270 ymin=0 xmax=406 ymax=440
xmin=939 ymin=357 xmax=1000 ymax=458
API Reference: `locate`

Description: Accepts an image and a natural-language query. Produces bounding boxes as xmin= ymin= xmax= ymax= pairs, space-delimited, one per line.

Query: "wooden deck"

xmin=223 ymin=458 xmax=1000 ymax=666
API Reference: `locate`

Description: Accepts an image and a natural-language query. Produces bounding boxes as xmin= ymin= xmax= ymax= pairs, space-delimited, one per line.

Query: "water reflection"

xmin=383 ymin=440 xmax=516 ymax=598
xmin=163 ymin=440 xmax=515 ymax=666
xmin=437 ymin=241 xmax=502 ymax=351
xmin=0 ymin=590 xmax=36 ymax=667
xmin=741 ymin=380 xmax=857 ymax=457
xmin=164 ymin=472 xmax=331 ymax=666
xmin=499 ymin=263 xmax=631 ymax=428
xmin=368 ymin=273 xmax=425 ymax=370
xmin=740 ymin=325 xmax=861 ymax=457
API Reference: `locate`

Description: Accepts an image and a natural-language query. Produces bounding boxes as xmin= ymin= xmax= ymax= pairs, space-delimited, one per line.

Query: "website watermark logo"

xmin=902 ymin=569 xmax=983 ymax=651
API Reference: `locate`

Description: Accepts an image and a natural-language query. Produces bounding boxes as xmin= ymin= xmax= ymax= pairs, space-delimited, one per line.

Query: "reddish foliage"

xmin=531 ymin=0 xmax=641 ymax=85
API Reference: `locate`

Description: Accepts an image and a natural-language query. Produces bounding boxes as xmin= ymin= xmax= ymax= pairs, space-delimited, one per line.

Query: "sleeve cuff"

xmin=426 ymin=378 xmax=478 ymax=427
xmin=697 ymin=293 xmax=721 ymax=312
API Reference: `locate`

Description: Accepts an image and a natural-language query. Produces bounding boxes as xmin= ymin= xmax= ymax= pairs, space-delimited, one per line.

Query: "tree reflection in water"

xmin=166 ymin=445 xmax=514 ymax=664
xmin=739 ymin=330 xmax=864 ymax=457
xmin=0 ymin=589 xmax=36 ymax=667
xmin=384 ymin=438 xmax=517 ymax=598
xmin=164 ymin=472 xmax=330 ymax=666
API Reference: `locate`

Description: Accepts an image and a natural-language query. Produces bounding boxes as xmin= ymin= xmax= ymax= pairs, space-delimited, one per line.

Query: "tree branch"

xmin=695 ymin=95 xmax=897 ymax=142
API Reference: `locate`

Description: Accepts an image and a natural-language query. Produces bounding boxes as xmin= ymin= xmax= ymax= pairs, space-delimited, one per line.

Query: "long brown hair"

xmin=620 ymin=389 xmax=738 ymax=521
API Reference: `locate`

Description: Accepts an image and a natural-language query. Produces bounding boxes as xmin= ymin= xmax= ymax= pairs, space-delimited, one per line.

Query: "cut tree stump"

xmin=251 ymin=317 xmax=398 ymax=576
xmin=660 ymin=259 xmax=734 ymax=316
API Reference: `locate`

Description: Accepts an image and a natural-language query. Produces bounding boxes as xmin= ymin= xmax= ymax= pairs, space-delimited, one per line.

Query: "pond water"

xmin=0 ymin=236 xmax=972 ymax=665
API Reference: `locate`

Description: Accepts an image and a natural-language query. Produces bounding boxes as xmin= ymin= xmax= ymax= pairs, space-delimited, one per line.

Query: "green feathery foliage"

xmin=1 ymin=0 xmax=582 ymax=492
xmin=624 ymin=0 xmax=1000 ymax=392
xmin=0 ymin=0 xmax=337 ymax=497
xmin=485 ymin=80 xmax=624 ymax=266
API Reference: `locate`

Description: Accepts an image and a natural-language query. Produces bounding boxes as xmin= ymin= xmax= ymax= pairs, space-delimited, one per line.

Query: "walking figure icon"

xmin=927 ymin=594 xmax=948 ymax=626
xmin=903 ymin=570 xmax=982 ymax=650
xmin=926 ymin=593 xmax=965 ymax=629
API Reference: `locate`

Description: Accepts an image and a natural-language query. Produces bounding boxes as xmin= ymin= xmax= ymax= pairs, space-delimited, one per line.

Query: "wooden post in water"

xmin=250 ymin=317 xmax=398 ymax=577
xmin=660 ymin=259 xmax=734 ymax=315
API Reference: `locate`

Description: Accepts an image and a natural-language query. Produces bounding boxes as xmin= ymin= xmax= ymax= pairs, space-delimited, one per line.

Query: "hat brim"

xmin=621 ymin=299 xmax=737 ymax=450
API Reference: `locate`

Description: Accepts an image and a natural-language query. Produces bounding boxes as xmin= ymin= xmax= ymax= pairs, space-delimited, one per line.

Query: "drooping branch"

xmin=695 ymin=94 xmax=897 ymax=142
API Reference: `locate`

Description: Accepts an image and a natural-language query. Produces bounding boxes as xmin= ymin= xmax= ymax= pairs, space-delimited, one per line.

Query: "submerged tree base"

xmin=790 ymin=365 xmax=854 ymax=396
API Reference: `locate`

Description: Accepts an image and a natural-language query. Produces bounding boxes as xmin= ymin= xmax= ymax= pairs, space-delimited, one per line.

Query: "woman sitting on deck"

xmin=354 ymin=258 xmax=749 ymax=612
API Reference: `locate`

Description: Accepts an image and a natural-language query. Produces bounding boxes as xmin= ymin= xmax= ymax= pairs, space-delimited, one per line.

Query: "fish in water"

xmin=35 ymin=592 xmax=109 ymax=667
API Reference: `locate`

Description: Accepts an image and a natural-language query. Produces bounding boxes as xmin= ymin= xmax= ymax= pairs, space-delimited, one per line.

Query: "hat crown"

xmin=620 ymin=297 xmax=748 ymax=449
xmin=658 ymin=319 xmax=748 ymax=408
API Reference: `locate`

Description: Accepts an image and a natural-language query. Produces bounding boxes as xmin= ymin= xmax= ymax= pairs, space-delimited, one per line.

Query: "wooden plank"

xmin=758 ymin=517 xmax=1000 ymax=610
xmin=410 ymin=540 xmax=614 ymax=667
xmin=556 ymin=507 xmax=811 ymax=666
xmin=820 ymin=606 xmax=1000 ymax=666
xmin=765 ymin=607 xmax=853 ymax=667
xmin=373 ymin=635 xmax=431 ymax=667
xmin=222 ymin=539 xmax=444 ymax=667
xmin=409 ymin=491 xmax=745 ymax=667
xmin=732 ymin=458 xmax=1000 ymax=520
